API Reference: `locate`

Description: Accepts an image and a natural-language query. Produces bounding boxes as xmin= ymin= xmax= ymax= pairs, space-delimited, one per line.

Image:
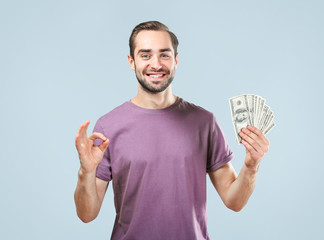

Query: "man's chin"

xmin=137 ymin=80 xmax=170 ymax=94
xmin=142 ymin=85 xmax=166 ymax=94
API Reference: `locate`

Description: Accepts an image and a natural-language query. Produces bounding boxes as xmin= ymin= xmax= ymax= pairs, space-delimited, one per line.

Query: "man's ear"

xmin=175 ymin=52 xmax=179 ymax=69
xmin=128 ymin=54 xmax=135 ymax=71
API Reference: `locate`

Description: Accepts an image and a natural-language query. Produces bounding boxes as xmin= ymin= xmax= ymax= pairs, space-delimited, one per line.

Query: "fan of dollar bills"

xmin=229 ymin=94 xmax=275 ymax=144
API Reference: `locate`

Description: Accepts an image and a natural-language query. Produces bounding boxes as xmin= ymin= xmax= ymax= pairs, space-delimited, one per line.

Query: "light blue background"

xmin=1 ymin=0 xmax=323 ymax=239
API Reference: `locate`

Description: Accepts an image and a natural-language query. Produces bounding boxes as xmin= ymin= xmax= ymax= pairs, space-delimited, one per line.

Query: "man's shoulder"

xmin=180 ymin=98 xmax=214 ymax=119
xmin=96 ymin=100 xmax=130 ymax=124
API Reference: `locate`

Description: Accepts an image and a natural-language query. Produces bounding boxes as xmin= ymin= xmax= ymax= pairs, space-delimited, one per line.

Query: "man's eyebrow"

xmin=136 ymin=48 xmax=172 ymax=55
xmin=159 ymin=48 xmax=172 ymax=52
xmin=137 ymin=49 xmax=152 ymax=55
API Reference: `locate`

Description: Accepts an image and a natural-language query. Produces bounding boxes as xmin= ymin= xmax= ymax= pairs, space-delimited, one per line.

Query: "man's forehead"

xmin=134 ymin=30 xmax=174 ymax=51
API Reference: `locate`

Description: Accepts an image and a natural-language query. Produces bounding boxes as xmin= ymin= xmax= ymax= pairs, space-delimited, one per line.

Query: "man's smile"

xmin=144 ymin=71 xmax=168 ymax=81
xmin=145 ymin=72 xmax=168 ymax=81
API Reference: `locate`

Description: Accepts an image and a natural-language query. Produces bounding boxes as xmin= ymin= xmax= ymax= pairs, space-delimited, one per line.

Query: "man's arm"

xmin=74 ymin=120 xmax=110 ymax=222
xmin=74 ymin=173 xmax=109 ymax=222
xmin=209 ymin=125 xmax=269 ymax=212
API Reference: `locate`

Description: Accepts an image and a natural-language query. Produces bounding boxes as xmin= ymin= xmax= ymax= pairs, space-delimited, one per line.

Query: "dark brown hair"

xmin=129 ymin=21 xmax=179 ymax=59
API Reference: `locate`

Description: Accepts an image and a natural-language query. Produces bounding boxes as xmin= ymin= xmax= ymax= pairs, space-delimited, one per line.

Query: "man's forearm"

xmin=224 ymin=124 xmax=269 ymax=211
xmin=225 ymin=163 xmax=259 ymax=212
xmin=74 ymin=169 xmax=101 ymax=223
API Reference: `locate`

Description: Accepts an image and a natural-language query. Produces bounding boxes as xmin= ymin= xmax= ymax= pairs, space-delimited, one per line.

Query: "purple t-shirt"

xmin=94 ymin=97 xmax=233 ymax=240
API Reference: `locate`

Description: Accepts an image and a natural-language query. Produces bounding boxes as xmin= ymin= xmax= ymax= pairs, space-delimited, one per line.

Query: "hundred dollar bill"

xmin=258 ymin=104 xmax=269 ymax=130
xmin=264 ymin=120 xmax=275 ymax=135
xmin=256 ymin=96 xmax=265 ymax=129
xmin=261 ymin=108 xmax=274 ymax=132
xmin=246 ymin=94 xmax=255 ymax=126
xmin=229 ymin=94 xmax=275 ymax=143
xmin=253 ymin=95 xmax=258 ymax=128
xmin=229 ymin=95 xmax=252 ymax=144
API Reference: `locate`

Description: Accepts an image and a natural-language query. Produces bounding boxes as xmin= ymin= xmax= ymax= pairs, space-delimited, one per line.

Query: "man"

xmin=74 ymin=21 xmax=270 ymax=240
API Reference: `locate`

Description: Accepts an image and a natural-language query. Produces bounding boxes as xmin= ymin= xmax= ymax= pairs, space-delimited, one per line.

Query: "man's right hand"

xmin=75 ymin=120 xmax=110 ymax=174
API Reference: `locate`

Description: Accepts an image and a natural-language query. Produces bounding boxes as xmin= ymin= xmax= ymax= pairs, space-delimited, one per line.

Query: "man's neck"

xmin=131 ymin=86 xmax=178 ymax=110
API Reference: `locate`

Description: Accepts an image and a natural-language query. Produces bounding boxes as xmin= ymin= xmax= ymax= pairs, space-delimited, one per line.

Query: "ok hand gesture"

xmin=75 ymin=120 xmax=110 ymax=174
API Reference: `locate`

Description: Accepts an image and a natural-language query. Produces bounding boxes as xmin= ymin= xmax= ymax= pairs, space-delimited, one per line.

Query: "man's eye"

xmin=142 ymin=55 xmax=150 ymax=59
xmin=162 ymin=54 xmax=170 ymax=58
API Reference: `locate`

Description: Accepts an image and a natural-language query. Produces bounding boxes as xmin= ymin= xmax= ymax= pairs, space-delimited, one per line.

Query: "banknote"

xmin=229 ymin=95 xmax=252 ymax=144
xmin=229 ymin=94 xmax=275 ymax=144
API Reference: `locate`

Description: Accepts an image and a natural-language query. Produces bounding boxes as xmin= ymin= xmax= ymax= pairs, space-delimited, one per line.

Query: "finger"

xmin=75 ymin=134 xmax=80 ymax=149
xmin=75 ymin=121 xmax=91 ymax=151
xmin=89 ymin=132 xmax=107 ymax=142
xmin=75 ymin=134 xmax=85 ymax=153
xmin=75 ymin=125 xmax=84 ymax=148
xmin=239 ymin=131 xmax=263 ymax=153
xmin=77 ymin=120 xmax=90 ymax=140
xmin=81 ymin=120 xmax=90 ymax=139
xmin=98 ymin=139 xmax=110 ymax=152
xmin=241 ymin=128 xmax=258 ymax=141
xmin=253 ymin=132 xmax=270 ymax=153
xmin=247 ymin=125 xmax=263 ymax=137
xmin=241 ymin=139 xmax=257 ymax=154
xmin=246 ymin=126 xmax=269 ymax=148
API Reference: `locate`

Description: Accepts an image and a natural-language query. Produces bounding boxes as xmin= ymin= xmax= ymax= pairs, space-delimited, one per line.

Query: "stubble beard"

xmin=134 ymin=65 xmax=175 ymax=94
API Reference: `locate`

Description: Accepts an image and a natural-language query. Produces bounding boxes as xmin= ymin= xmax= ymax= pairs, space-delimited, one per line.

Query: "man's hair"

xmin=129 ymin=21 xmax=179 ymax=60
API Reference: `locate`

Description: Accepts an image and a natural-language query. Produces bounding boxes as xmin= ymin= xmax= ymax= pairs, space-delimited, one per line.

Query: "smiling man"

xmin=130 ymin=32 xmax=176 ymax=94
xmin=128 ymin=26 xmax=179 ymax=106
xmin=74 ymin=21 xmax=270 ymax=240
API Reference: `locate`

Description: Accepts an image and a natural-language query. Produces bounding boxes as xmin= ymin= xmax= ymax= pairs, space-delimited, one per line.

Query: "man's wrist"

xmin=243 ymin=162 xmax=259 ymax=175
xmin=78 ymin=167 xmax=97 ymax=179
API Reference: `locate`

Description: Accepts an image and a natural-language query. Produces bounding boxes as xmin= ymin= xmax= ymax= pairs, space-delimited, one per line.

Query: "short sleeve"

xmin=93 ymin=119 xmax=112 ymax=182
xmin=206 ymin=114 xmax=234 ymax=172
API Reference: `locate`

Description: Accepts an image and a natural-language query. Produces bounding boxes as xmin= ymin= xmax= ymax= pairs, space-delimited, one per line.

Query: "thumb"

xmin=98 ymin=138 xmax=110 ymax=152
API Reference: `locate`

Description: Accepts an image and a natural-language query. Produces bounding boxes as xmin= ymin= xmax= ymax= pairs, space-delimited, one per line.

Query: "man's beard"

xmin=135 ymin=66 xmax=175 ymax=94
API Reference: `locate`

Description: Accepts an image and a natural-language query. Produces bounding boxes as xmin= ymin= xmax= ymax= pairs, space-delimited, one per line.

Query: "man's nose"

xmin=150 ymin=56 xmax=162 ymax=71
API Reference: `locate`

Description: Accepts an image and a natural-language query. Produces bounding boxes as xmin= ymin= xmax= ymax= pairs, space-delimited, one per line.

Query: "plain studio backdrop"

xmin=1 ymin=0 xmax=323 ymax=239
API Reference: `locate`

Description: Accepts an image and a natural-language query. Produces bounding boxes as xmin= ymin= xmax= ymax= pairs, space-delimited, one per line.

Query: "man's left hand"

xmin=239 ymin=125 xmax=270 ymax=170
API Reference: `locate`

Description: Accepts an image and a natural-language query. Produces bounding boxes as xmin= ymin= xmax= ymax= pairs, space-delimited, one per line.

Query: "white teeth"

xmin=149 ymin=74 xmax=163 ymax=78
